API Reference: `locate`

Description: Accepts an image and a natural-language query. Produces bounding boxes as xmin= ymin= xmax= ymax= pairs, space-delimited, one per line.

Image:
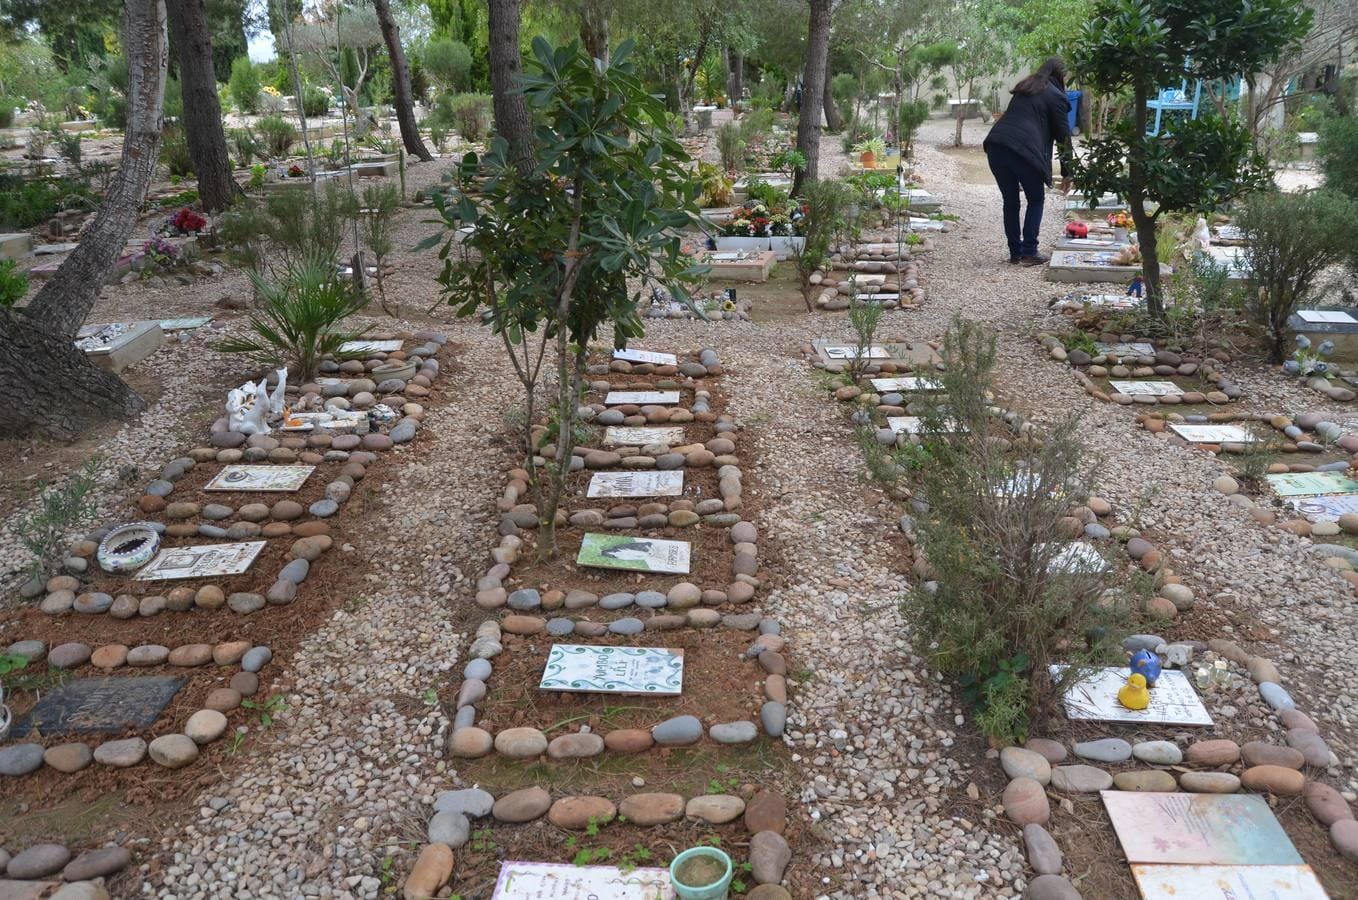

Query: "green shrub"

xmin=218 ymin=181 xmax=358 ymax=284
xmin=791 ymin=178 xmax=859 ymax=311
xmin=716 ymin=123 xmax=744 ymax=173
xmin=230 ymin=127 xmax=264 ymax=168
xmin=229 ymin=57 xmax=262 ymax=114
xmin=216 ymin=258 xmax=370 ymax=381
xmin=0 ymin=100 xmax=14 ymax=128
xmin=432 ymin=92 xmax=491 ymax=143
xmin=903 ymin=317 xmax=1125 ymax=743
xmin=256 ymin=115 xmax=298 ymax=159
xmin=1239 ymin=188 xmax=1358 ymax=362
xmin=0 ymin=174 xmax=93 ymax=230
xmin=1320 ymin=117 xmax=1358 ymax=199
xmin=424 ymin=38 xmax=472 ymax=91
xmin=831 ymin=73 xmax=859 ymax=116
xmin=159 ymin=125 xmax=194 ymax=177
xmin=15 ymin=457 xmax=99 ymax=581
xmin=898 ymin=99 xmax=930 ymax=158
xmin=302 ymin=86 xmax=330 ymax=118
xmin=0 ymin=259 xmax=28 ymax=306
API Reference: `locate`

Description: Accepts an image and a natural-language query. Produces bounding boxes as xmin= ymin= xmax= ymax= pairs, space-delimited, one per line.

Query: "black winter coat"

xmin=983 ymin=82 xmax=1072 ymax=186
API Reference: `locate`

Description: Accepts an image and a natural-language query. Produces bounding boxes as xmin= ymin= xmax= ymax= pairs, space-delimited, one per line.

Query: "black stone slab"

xmin=9 ymin=676 xmax=185 ymax=737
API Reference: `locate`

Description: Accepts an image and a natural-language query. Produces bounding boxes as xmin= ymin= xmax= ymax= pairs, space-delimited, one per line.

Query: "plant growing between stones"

xmin=846 ymin=279 xmax=884 ymax=383
xmin=791 ymin=178 xmax=859 ymax=312
xmin=359 ymin=183 xmax=400 ymax=316
xmin=0 ymin=260 xmax=28 ymax=307
xmin=15 ymin=457 xmax=99 ymax=582
xmin=1237 ymin=189 xmax=1358 ymax=363
xmin=903 ymin=318 xmax=1126 ymax=743
xmin=241 ymin=694 xmax=287 ymax=728
xmin=429 ymin=38 xmax=703 ymax=561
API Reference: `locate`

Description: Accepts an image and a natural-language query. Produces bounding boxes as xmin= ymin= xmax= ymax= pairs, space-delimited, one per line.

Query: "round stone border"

xmin=1036 ymin=333 xmax=1242 ymax=406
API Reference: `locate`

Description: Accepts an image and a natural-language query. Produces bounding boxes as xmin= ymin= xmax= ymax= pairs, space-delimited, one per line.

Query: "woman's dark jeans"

xmin=985 ymin=146 xmax=1046 ymax=259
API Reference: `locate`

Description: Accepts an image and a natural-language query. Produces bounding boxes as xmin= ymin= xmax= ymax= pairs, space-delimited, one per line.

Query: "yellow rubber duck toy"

xmin=1118 ymin=673 xmax=1150 ymax=710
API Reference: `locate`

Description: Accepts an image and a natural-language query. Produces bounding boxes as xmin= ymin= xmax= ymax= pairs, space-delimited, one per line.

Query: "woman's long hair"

xmin=1012 ymin=57 xmax=1066 ymax=96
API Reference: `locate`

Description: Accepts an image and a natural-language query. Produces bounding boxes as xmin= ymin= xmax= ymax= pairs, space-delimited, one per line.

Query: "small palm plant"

xmin=216 ymin=257 xmax=370 ymax=381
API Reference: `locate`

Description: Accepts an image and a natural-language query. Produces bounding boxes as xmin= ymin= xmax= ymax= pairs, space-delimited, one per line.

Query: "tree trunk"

xmin=373 ymin=0 xmax=433 ymax=161
xmin=0 ymin=0 xmax=167 ymax=437
xmin=580 ymin=0 xmax=610 ymax=65
xmin=793 ymin=0 xmax=832 ymax=194
xmin=728 ymin=51 xmax=744 ymax=104
xmin=1129 ymin=80 xmax=1163 ymax=317
xmin=954 ymin=107 xmax=964 ymax=146
xmin=487 ymin=0 xmax=534 ymax=173
xmin=823 ymin=68 xmax=843 ymax=131
xmin=166 ymin=0 xmax=240 ymax=212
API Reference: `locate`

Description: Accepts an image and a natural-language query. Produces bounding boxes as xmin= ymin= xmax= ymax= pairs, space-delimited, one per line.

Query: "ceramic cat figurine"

xmin=226 ymin=380 xmax=270 ymax=435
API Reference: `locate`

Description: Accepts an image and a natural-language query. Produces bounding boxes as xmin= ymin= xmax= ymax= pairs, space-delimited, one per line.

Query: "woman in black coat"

xmin=982 ymin=57 xmax=1073 ymax=266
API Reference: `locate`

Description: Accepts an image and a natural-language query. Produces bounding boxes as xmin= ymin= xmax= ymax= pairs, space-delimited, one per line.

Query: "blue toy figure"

xmin=1127 ymin=274 xmax=1144 ymax=298
xmin=1129 ymin=648 xmax=1161 ymax=687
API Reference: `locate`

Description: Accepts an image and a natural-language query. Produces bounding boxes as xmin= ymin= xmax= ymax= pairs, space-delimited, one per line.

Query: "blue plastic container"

xmin=670 ymin=847 xmax=734 ymax=900
xmin=1066 ymin=90 xmax=1082 ymax=133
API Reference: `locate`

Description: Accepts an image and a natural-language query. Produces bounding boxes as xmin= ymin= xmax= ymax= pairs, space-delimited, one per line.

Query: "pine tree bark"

xmin=373 ymin=0 xmax=433 ymax=161
xmin=580 ymin=0 xmax=610 ymax=65
xmin=487 ymin=0 xmax=534 ymax=173
xmin=793 ymin=0 xmax=832 ymax=194
xmin=166 ymin=0 xmax=240 ymax=211
xmin=0 ymin=0 xmax=168 ymax=438
xmin=823 ymin=67 xmax=843 ymax=131
xmin=728 ymin=51 xmax=744 ymax=104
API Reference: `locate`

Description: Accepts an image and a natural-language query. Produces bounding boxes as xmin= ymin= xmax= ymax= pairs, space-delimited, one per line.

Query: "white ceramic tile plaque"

xmin=871 ymin=377 xmax=943 ymax=392
xmin=339 ymin=339 xmax=403 ymax=353
xmin=1095 ymin=342 xmax=1155 ymax=356
xmin=540 ymin=645 xmax=684 ymax=694
xmin=1267 ymin=471 xmax=1358 ymax=497
xmin=159 ymin=315 xmax=212 ymax=331
xmin=491 ymin=861 xmax=674 ymax=899
xmin=577 ymin=534 xmax=691 ymax=574
xmin=1298 ymin=309 xmax=1358 ymax=324
xmin=1287 ymin=493 xmax=1358 ymax=523
xmin=887 ymin=416 xmax=967 ymax=435
xmin=604 ymin=426 xmax=687 ymax=446
xmin=1043 ymin=542 xmax=1108 ymax=573
xmin=823 ymin=345 xmax=889 ymax=360
xmin=1070 ymin=293 xmax=1141 ymax=309
xmin=1132 ymin=865 xmax=1327 ymax=900
xmin=135 ymin=541 xmax=267 ymax=582
xmin=1168 ymin=424 xmax=1256 ymax=443
xmin=1052 ymin=665 xmax=1213 ymax=726
xmin=604 ymin=391 xmax=681 ymax=406
xmin=1105 ymin=792 xmax=1300 ymax=866
xmin=1110 ymin=380 xmax=1182 ymax=396
xmin=587 ymin=471 xmax=684 ymax=498
xmin=613 ymin=348 xmax=678 ymax=366
xmin=203 ymin=464 xmax=315 ymax=492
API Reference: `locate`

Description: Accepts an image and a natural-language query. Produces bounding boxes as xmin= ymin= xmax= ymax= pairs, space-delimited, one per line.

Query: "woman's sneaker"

xmin=1019 ymin=254 xmax=1049 ymax=267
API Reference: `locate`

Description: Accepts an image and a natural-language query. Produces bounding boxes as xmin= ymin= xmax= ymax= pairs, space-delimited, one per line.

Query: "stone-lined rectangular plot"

xmin=204 ymin=464 xmax=315 ymax=492
xmin=540 ymin=645 xmax=684 ymax=694
xmin=603 ymin=391 xmax=680 ymax=405
xmin=1110 ymin=381 xmax=1182 ymax=396
xmin=587 ymin=471 xmax=684 ymax=498
xmin=887 ymin=416 xmax=967 ymax=435
xmin=135 ymin=541 xmax=266 ymax=581
xmin=1053 ymin=665 xmax=1213 ymax=726
xmin=613 ymin=348 xmax=678 ymax=366
xmin=577 ymin=534 xmax=690 ymax=574
xmin=603 ymin=426 xmax=686 ymax=446
xmin=9 ymin=675 xmax=185 ymax=737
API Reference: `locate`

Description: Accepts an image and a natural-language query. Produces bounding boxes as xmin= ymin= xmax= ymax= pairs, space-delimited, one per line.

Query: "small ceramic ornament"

xmin=1118 ymin=673 xmax=1150 ymax=710
xmin=1129 ymin=648 xmax=1161 ymax=686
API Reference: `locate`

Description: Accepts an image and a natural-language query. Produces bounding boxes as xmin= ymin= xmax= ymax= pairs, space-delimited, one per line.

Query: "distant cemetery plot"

xmin=1109 ymin=380 xmax=1182 ymax=396
xmin=613 ymin=348 xmax=678 ymax=366
xmin=603 ymin=426 xmax=687 ymax=446
xmin=604 ymin=391 xmax=681 ymax=406
xmin=539 ymin=645 xmax=684 ymax=695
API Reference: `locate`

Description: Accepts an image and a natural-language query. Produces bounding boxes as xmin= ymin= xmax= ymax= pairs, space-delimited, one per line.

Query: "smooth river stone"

xmin=1026 ymin=875 xmax=1082 ymax=900
xmin=1186 ymin=739 xmax=1240 ymax=765
xmin=1050 ymin=765 xmax=1113 ymax=793
xmin=618 ymin=792 xmax=685 ymax=826
xmin=1003 ymin=777 xmax=1050 ymax=825
xmin=1304 ymin=782 xmax=1354 ymax=826
xmin=1113 ymin=770 xmax=1177 ymax=792
xmin=1131 ymin=740 xmax=1183 ymax=765
xmin=492 ymin=786 xmax=552 ymax=823
xmin=494 ymin=727 xmax=547 ymax=758
xmin=1241 ymin=741 xmax=1305 ymax=770
xmin=1180 ymin=772 xmax=1241 ymax=794
xmin=652 ymin=715 xmax=702 ymax=745
xmin=1022 ymin=823 xmax=1063 ymax=875
xmin=686 ymin=794 xmax=745 ymax=824
xmin=1241 ymin=765 xmax=1305 ymax=796
xmin=1000 ymin=746 xmax=1051 ymax=785
xmin=1073 ymin=738 xmax=1131 ymax=763
xmin=1025 ymin=738 xmax=1068 ymax=764
xmin=548 ymin=796 xmax=616 ymax=830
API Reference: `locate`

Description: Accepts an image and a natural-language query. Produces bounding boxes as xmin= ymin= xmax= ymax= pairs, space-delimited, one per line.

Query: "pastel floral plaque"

xmin=540 ymin=645 xmax=684 ymax=695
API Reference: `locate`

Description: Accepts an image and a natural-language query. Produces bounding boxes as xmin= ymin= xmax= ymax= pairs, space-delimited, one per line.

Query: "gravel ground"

xmin=6 ymin=114 xmax=1358 ymax=898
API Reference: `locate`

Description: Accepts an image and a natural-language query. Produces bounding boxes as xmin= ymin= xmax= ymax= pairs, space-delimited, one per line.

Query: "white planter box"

xmin=769 ymin=236 xmax=805 ymax=260
xmin=715 ymin=236 xmax=771 ymax=253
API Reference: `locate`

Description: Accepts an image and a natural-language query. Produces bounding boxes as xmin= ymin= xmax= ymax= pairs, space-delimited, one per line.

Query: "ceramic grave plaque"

xmin=491 ymin=861 xmax=674 ymax=899
xmin=1103 ymin=792 xmax=1301 ymax=866
xmin=1110 ymin=380 xmax=1182 ymax=396
xmin=1266 ymin=471 xmax=1358 ymax=497
xmin=339 ymin=339 xmax=403 ymax=353
xmin=1167 ymin=424 xmax=1257 ymax=444
xmin=613 ymin=348 xmax=678 ymax=366
xmin=204 ymin=464 xmax=315 ymax=492
xmin=134 ymin=541 xmax=267 ymax=581
xmin=887 ymin=416 xmax=966 ymax=435
xmin=158 ymin=315 xmax=213 ymax=331
xmin=1214 ymin=224 xmax=1246 ymax=242
xmin=1131 ymin=864 xmax=1327 ymax=900
xmin=1042 ymin=542 xmax=1108 ymax=573
xmin=1066 ymin=292 xmax=1142 ymax=309
xmin=870 ymin=376 xmax=943 ymax=392
xmin=1095 ymin=342 xmax=1155 ymax=356
xmin=540 ymin=645 xmax=684 ymax=695
xmin=1052 ymin=665 xmax=1213 ymax=726
xmin=8 ymin=676 xmax=185 ymax=737
xmin=587 ymin=471 xmax=684 ymax=498
xmin=603 ymin=391 xmax=681 ymax=406
xmin=1298 ymin=310 xmax=1358 ymax=324
xmin=577 ymin=534 xmax=690 ymax=574
xmin=1287 ymin=494 xmax=1358 ymax=523
xmin=823 ymin=345 xmax=889 ymax=360
xmin=603 ymin=426 xmax=687 ymax=446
